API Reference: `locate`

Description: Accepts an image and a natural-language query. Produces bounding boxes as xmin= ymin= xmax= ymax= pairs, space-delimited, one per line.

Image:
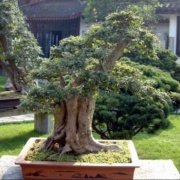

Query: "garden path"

xmin=0 ymin=113 xmax=34 ymax=124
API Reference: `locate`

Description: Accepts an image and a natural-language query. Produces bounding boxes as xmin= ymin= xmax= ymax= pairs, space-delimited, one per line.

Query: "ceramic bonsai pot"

xmin=15 ymin=138 xmax=139 ymax=180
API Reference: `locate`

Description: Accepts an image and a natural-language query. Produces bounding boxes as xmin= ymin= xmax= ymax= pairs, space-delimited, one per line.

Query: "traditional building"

xmin=19 ymin=0 xmax=82 ymax=57
xmin=156 ymin=0 xmax=180 ymax=56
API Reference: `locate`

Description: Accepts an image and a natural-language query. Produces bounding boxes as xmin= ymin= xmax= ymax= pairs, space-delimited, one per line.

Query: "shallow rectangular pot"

xmin=16 ymin=138 xmax=139 ymax=180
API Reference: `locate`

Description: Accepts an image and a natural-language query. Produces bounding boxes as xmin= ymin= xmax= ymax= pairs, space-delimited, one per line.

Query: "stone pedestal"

xmin=34 ymin=113 xmax=53 ymax=133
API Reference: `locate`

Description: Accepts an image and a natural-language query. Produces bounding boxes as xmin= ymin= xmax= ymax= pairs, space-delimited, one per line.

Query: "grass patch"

xmin=0 ymin=122 xmax=48 ymax=156
xmin=0 ymin=75 xmax=7 ymax=92
xmin=133 ymin=115 xmax=180 ymax=170
xmin=26 ymin=140 xmax=131 ymax=164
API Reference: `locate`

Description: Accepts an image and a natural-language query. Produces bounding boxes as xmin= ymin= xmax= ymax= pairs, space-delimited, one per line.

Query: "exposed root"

xmin=41 ymin=136 xmax=121 ymax=155
xmin=61 ymin=144 xmax=72 ymax=155
xmin=72 ymin=138 xmax=121 ymax=154
xmin=53 ymin=128 xmax=65 ymax=141
xmin=40 ymin=137 xmax=54 ymax=151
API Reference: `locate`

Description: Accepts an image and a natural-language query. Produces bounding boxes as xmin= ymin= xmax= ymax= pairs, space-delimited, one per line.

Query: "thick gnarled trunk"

xmin=42 ymin=96 xmax=120 ymax=154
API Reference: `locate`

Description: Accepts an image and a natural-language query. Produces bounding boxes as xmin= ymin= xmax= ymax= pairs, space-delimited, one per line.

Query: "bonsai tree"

xmin=22 ymin=11 xmax=153 ymax=154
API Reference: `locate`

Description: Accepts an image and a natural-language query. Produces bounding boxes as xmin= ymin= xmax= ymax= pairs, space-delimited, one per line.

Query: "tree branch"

xmin=0 ymin=35 xmax=7 ymax=52
xmin=59 ymin=75 xmax=66 ymax=87
xmin=103 ymin=41 xmax=128 ymax=71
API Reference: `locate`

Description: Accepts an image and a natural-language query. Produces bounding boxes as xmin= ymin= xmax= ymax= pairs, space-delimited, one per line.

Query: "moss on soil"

xmin=26 ymin=140 xmax=131 ymax=164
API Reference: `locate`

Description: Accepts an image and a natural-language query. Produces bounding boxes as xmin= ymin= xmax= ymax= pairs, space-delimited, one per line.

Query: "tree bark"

xmin=7 ymin=59 xmax=27 ymax=92
xmin=0 ymin=60 xmax=24 ymax=92
xmin=42 ymin=96 xmax=120 ymax=154
xmin=103 ymin=42 xmax=128 ymax=71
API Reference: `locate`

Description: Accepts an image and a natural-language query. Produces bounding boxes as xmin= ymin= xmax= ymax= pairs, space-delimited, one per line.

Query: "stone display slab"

xmin=0 ymin=156 xmax=23 ymax=180
xmin=134 ymin=160 xmax=180 ymax=179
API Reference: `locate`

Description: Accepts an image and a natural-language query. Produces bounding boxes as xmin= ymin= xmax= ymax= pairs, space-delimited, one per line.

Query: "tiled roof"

xmin=156 ymin=0 xmax=180 ymax=14
xmin=20 ymin=0 xmax=82 ymax=20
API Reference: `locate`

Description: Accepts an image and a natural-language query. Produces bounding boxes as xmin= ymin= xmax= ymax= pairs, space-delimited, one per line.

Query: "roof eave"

xmin=27 ymin=13 xmax=81 ymax=21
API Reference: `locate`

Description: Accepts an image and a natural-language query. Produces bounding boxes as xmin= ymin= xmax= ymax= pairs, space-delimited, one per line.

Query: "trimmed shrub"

xmin=93 ymin=78 xmax=171 ymax=139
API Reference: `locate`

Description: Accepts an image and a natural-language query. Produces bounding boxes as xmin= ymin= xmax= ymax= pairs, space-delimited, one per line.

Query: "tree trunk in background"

xmin=0 ymin=36 xmax=27 ymax=92
xmin=0 ymin=60 xmax=23 ymax=92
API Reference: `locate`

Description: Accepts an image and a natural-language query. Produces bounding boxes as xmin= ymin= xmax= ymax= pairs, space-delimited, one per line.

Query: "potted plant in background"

xmin=15 ymin=11 xmax=154 ymax=179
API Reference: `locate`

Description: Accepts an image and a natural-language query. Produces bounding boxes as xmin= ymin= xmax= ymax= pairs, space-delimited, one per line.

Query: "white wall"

xmin=169 ymin=15 xmax=177 ymax=53
xmin=152 ymin=22 xmax=169 ymax=49
xmin=153 ymin=14 xmax=178 ymax=54
xmin=80 ymin=20 xmax=91 ymax=36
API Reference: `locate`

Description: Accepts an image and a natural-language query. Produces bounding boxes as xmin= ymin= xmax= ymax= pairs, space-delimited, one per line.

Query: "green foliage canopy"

xmin=22 ymin=11 xmax=154 ymax=112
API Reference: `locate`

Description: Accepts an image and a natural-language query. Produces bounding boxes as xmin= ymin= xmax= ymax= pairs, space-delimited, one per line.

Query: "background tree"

xmin=83 ymin=0 xmax=160 ymax=25
xmin=123 ymin=26 xmax=180 ymax=112
xmin=0 ymin=0 xmax=42 ymax=92
xmin=93 ymin=60 xmax=174 ymax=139
xmin=22 ymin=11 xmax=153 ymax=154
xmin=93 ymin=29 xmax=180 ymax=140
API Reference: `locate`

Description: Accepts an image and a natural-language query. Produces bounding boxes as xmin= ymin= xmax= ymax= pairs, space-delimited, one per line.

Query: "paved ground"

xmin=134 ymin=160 xmax=180 ymax=179
xmin=0 ymin=113 xmax=34 ymax=124
xmin=0 ymin=156 xmax=179 ymax=180
xmin=0 ymin=156 xmax=23 ymax=180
